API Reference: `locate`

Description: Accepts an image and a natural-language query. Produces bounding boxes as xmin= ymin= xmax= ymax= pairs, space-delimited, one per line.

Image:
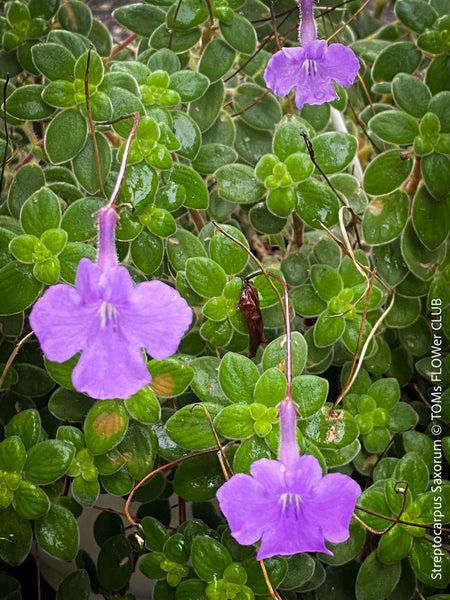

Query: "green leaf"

xmin=6 ymin=409 xmax=41 ymax=451
xmin=385 ymin=293 xmax=421 ymax=328
xmin=173 ymin=453 xmax=225 ymax=501
xmin=35 ymin=502 xmax=79 ymax=560
xmin=114 ymin=3 xmax=165 ymax=37
xmin=190 ymin=356 xmax=229 ymax=404
xmin=394 ymin=452 xmax=429 ymax=496
xmin=262 ymin=332 xmax=307 ymax=376
xmin=24 ymin=440 xmax=75 ymax=484
xmin=246 ymin=557 xmax=287 ymax=594
xmin=233 ymin=83 xmax=282 ymax=131
xmin=364 ymin=150 xmax=414 ymax=195
xmin=167 ymin=228 xmax=207 ymax=271
xmin=130 ymin=229 xmax=164 ymax=274
xmin=401 ymin=220 xmax=446 ymax=281
xmin=61 ymin=196 xmax=104 ymax=242
xmin=0 ymin=437 xmax=26 ymax=472
xmin=421 ymin=152 xmax=450 ymax=200
xmin=20 ymin=187 xmax=61 ymax=237
xmin=363 ymin=190 xmax=409 ymax=245
xmin=291 ymin=284 xmax=327 ymax=317
xmin=372 ymin=41 xmax=422 ymax=82
xmin=0 ymin=506 xmax=32 ymax=566
xmin=199 ymin=38 xmax=235 ymax=82
xmin=57 ymin=570 xmax=91 ymax=600
xmin=395 ymin=0 xmax=439 ymax=32
xmin=295 ymin=178 xmax=340 ymax=228
xmin=185 ymin=257 xmax=227 ymax=298
xmin=165 ymin=402 xmax=221 ymax=449
xmin=141 ymin=516 xmax=169 ymax=552
xmin=166 ymin=162 xmax=208 ymax=209
xmin=216 ymin=163 xmax=265 ymax=204
xmin=32 ymin=42 xmax=75 ymax=81
xmin=169 ymin=71 xmax=209 ymax=102
xmin=125 ymin=387 xmax=160 ymax=423
xmin=220 ymin=14 xmax=256 ymax=54
xmin=191 ymin=536 xmax=232 ymax=582
xmin=118 ymin=420 xmax=157 ymax=480
xmin=292 ymin=375 xmax=329 ymax=418
xmin=13 ymin=481 xmax=50 ymax=520
xmin=119 ymin=162 xmax=158 ymax=213
xmin=311 ymin=264 xmax=343 ymax=301
xmin=311 ymin=132 xmax=357 ymax=173
xmin=412 ymin=187 xmax=450 ymax=250
xmin=84 ymin=400 xmax=129 ymax=456
xmin=192 ymin=143 xmax=238 ymax=175
xmin=209 ymin=224 xmax=249 ymax=275
xmin=319 ymin=519 xmax=366 ymax=566
xmin=0 ymin=262 xmax=42 ymax=315
xmin=58 ymin=0 xmax=92 ymax=35
xmin=148 ymin=358 xmax=194 ymax=397
xmin=299 ymin=405 xmax=359 ymax=449
xmin=171 ymin=111 xmax=201 ymax=160
xmin=45 ymin=109 xmax=87 ymax=165
xmin=314 ymin=311 xmax=345 ymax=347
xmin=355 ymin=550 xmax=401 ymax=600
xmin=253 ymin=367 xmax=287 ymax=407
xmin=369 ymin=110 xmax=419 ymax=145
xmin=392 ymin=73 xmax=431 ymax=118
xmin=409 ymin=537 xmax=450 ymax=588
xmin=189 ymin=80 xmax=224 ymax=132
xmin=214 ymin=404 xmax=254 ymax=439
xmin=377 ymin=524 xmax=412 ymax=563
xmin=5 ymin=84 xmax=55 ymax=120
xmin=7 ymin=163 xmax=45 ymax=219
xmin=72 ymin=132 xmax=111 ymax=194
xmin=219 ymin=352 xmax=260 ymax=404
xmin=233 ymin=435 xmax=272 ymax=474
xmin=166 ymin=0 xmax=209 ymax=29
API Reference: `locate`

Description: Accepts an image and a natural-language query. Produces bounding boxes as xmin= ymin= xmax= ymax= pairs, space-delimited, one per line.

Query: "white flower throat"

xmin=280 ymin=492 xmax=302 ymax=519
xmin=98 ymin=301 xmax=119 ymax=329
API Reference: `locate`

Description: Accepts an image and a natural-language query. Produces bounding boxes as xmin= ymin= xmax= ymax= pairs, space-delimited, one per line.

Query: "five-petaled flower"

xmin=263 ymin=0 xmax=360 ymax=109
xmin=217 ymin=391 xmax=361 ymax=559
xmin=30 ymin=206 xmax=192 ymax=400
xmin=216 ymin=453 xmax=361 ymax=560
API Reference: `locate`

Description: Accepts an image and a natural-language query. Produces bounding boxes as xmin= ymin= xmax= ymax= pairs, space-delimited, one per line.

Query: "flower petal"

xmin=321 ymin=43 xmax=360 ymax=88
xmin=257 ymin=502 xmax=330 ymax=559
xmin=285 ymin=455 xmax=323 ymax=493
xmin=72 ymin=315 xmax=151 ymax=400
xmin=121 ymin=280 xmax=192 ymax=360
xmin=304 ymin=473 xmax=361 ymax=544
xmin=249 ymin=459 xmax=287 ymax=496
xmin=75 ymin=258 xmax=103 ymax=304
xmin=29 ymin=283 xmax=96 ymax=362
xmin=217 ymin=474 xmax=279 ymax=546
xmin=264 ymin=47 xmax=305 ymax=97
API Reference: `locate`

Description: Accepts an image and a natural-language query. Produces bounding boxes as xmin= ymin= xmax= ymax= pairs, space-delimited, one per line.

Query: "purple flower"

xmin=216 ymin=454 xmax=361 ymax=560
xmin=264 ymin=39 xmax=360 ymax=110
xmin=30 ymin=207 xmax=192 ymax=400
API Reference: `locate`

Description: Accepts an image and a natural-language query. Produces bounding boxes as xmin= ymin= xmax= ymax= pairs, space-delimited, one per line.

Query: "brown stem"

xmin=404 ymin=156 xmax=422 ymax=199
xmin=108 ymin=32 xmax=137 ymax=60
xmin=292 ymin=212 xmax=303 ymax=248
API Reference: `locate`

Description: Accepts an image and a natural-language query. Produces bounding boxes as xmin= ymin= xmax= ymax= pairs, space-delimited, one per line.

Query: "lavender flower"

xmin=263 ymin=0 xmax=360 ymax=109
xmin=30 ymin=206 xmax=192 ymax=400
xmin=217 ymin=399 xmax=361 ymax=559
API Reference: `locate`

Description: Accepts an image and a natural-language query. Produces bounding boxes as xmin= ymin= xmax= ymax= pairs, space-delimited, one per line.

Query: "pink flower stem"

xmin=97 ymin=112 xmax=140 ymax=270
xmin=299 ymin=0 xmax=317 ymax=44
xmin=268 ymin=273 xmax=299 ymax=464
xmin=107 ymin=112 xmax=140 ymax=210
